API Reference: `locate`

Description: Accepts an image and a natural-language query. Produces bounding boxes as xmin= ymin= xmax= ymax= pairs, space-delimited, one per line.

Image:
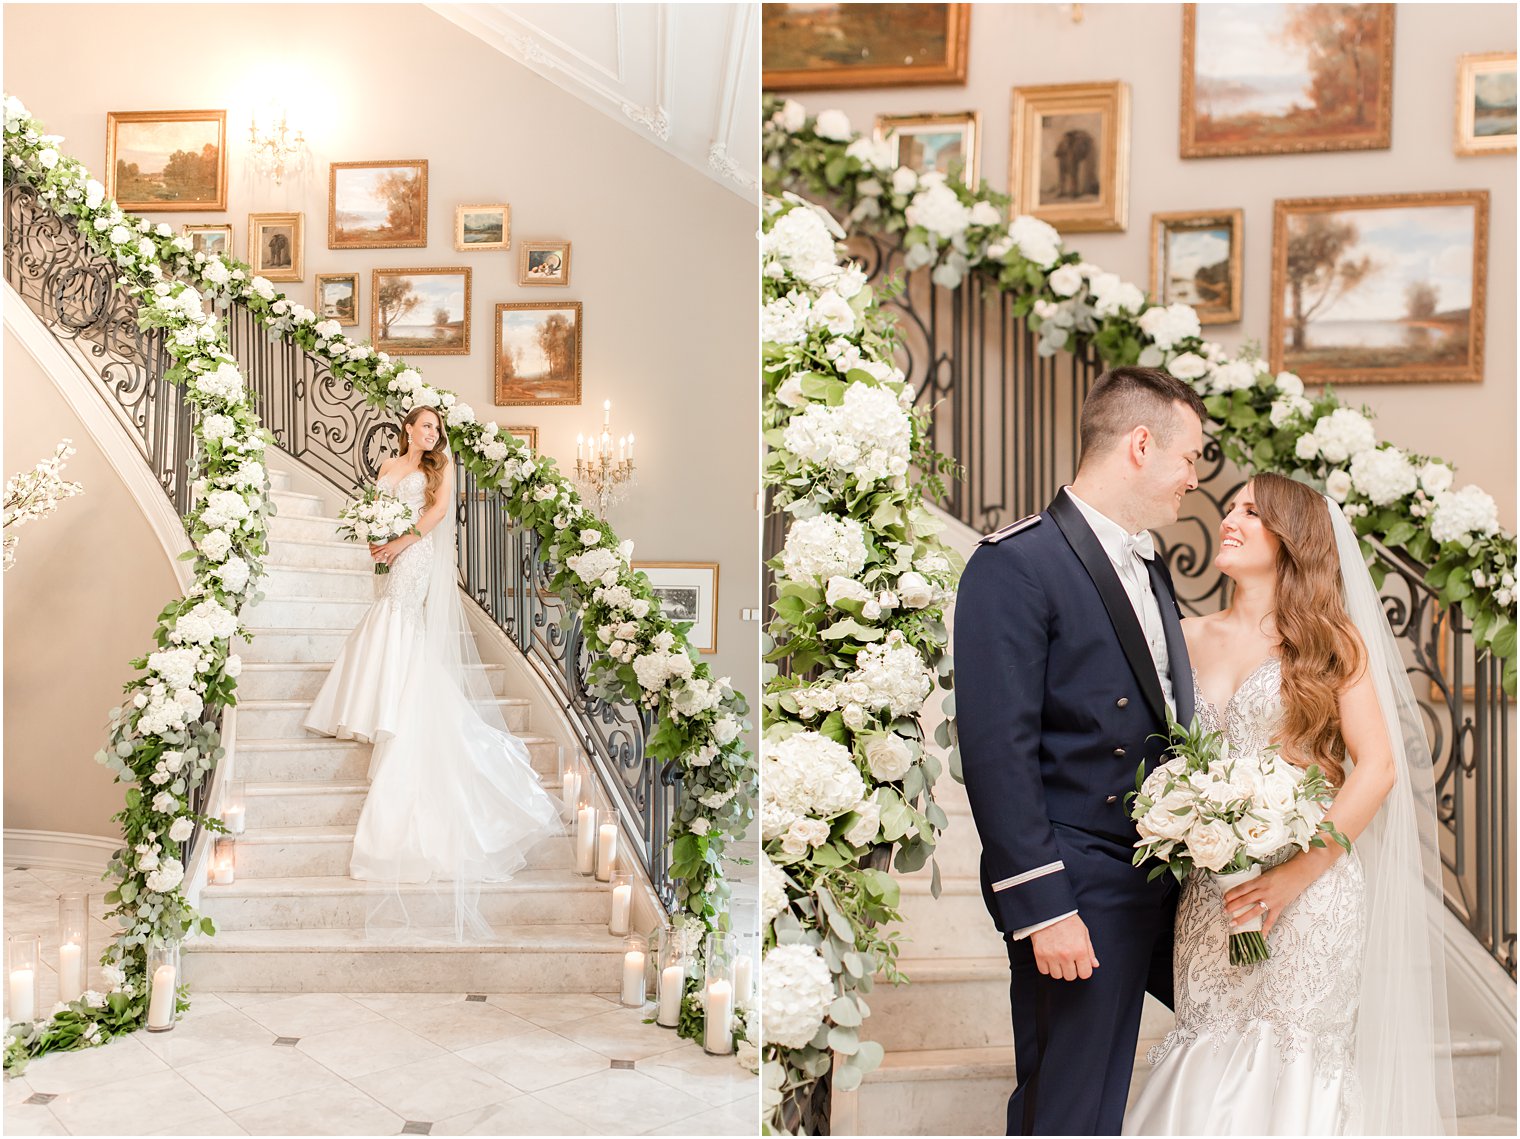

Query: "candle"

xmin=57 ymin=942 xmax=83 ymax=1003
xmin=146 ymin=963 xmax=176 ymax=1029
xmin=575 ymin=806 xmax=596 ymax=874
xmin=577 ymin=433 xmax=584 ymax=461
xmin=621 ymin=949 xmax=646 ymax=1007
xmin=628 ymin=433 xmax=635 ymax=462
xmin=213 ymin=858 xmax=234 ymax=885
xmin=8 ymin=968 xmax=34 ymax=1022
xmin=618 ymin=436 xmax=626 ymax=462
xmin=596 ymin=822 xmax=618 ymax=882
xmin=222 ymin=805 xmax=245 ymax=835
xmin=603 ymin=399 xmax=611 ymax=426
xmin=562 ymin=770 xmax=581 ymax=814
xmin=732 ymin=954 xmax=753 ymax=1005
xmin=658 ymin=964 xmax=685 ymax=1027
xmin=610 ymin=883 xmax=632 ymax=936
xmin=703 ymin=979 xmax=734 ymax=1053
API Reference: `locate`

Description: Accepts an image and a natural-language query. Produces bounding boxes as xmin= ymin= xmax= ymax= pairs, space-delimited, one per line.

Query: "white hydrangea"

xmin=1269 ymin=395 xmax=1314 ymax=428
xmin=192 ymin=362 xmax=244 ymax=404
xmin=773 ymin=98 xmax=806 ymax=133
xmin=761 ymin=944 xmax=835 ymax=1049
xmin=840 ymin=631 xmax=934 ymax=720
xmin=147 ymin=648 xmax=201 ymax=693
xmin=214 ymin=554 xmax=251 ymax=593
xmin=144 ymin=857 xmax=185 ymax=894
xmin=173 ymin=597 xmax=238 ymax=646
xmin=845 ymin=134 xmax=894 ymax=171
xmin=782 ymin=382 xmax=911 ymax=485
xmin=780 ymin=514 xmax=869 ymax=585
xmin=905 ymin=178 xmax=972 ymax=242
xmin=1305 ymin=408 xmax=1377 ymax=465
xmin=762 ymin=731 xmax=866 ymax=840
xmin=632 ymin=649 xmax=695 ymax=693
xmin=762 ymin=206 xmax=839 ymax=285
xmin=760 ymin=857 xmax=791 ymax=928
xmin=198 ymin=528 xmax=232 ymax=561
xmin=813 ymin=109 xmax=852 ymax=141
xmin=201 ymin=258 xmax=230 ymax=287
xmin=670 ymin=677 xmax=724 ymax=717
xmin=199 ymin=490 xmax=251 ymax=530
xmin=567 ymin=547 xmax=621 ymax=585
xmin=1137 ymin=304 xmax=1201 ymax=351
xmin=201 ymin=414 xmax=235 ymax=441
xmin=1430 ymin=485 xmax=1501 ymax=546
xmin=1209 ymin=360 xmax=1258 ymax=393
xmin=762 ymin=292 xmax=812 ymax=345
xmin=1349 ymin=447 xmax=1418 ymax=507
xmin=1088 ymin=272 xmax=1145 ymax=318
xmin=1007 ymin=215 xmax=1062 ymax=268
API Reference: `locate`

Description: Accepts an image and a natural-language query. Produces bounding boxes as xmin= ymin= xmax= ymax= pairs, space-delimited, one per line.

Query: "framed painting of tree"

xmin=329 ymin=160 xmax=428 ymax=249
xmin=1181 ymin=4 xmax=1394 ymax=158
xmin=1269 ymin=192 xmax=1488 ymax=384
xmin=371 ymin=267 xmax=470 ymax=356
xmin=495 ymin=302 xmax=583 ymax=406
xmin=105 ymin=110 xmax=227 ymax=211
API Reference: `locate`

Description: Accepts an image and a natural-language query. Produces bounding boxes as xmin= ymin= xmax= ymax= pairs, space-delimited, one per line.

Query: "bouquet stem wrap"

xmin=1215 ymin=864 xmax=1269 ymax=966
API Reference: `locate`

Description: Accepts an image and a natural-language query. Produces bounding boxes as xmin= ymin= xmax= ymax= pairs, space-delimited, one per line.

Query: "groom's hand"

xmin=1028 ymin=914 xmax=1100 ymax=981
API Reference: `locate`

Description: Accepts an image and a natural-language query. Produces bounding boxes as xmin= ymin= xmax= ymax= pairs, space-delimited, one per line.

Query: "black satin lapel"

xmin=1148 ymin=556 xmax=1195 ymax=729
xmin=1047 ymin=492 xmax=1169 ymax=725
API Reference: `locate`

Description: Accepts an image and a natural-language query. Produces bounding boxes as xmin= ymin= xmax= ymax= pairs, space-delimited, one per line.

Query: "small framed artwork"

xmin=1181 ymin=4 xmax=1394 ymax=159
xmin=329 ymin=160 xmax=428 ymax=249
xmin=506 ymin=426 xmax=538 ymax=452
xmin=495 ymin=301 xmax=583 ymax=406
xmin=875 ymin=111 xmax=980 ymax=188
xmin=105 ymin=110 xmax=227 ymax=212
xmin=455 ymin=204 xmax=510 ymax=252
xmin=634 ymin=562 xmax=719 ymax=654
xmin=1150 ymin=209 xmax=1244 ymax=324
xmin=518 ymin=240 xmax=572 ymax=287
xmin=1010 ymin=81 xmax=1130 ymax=233
xmin=372 ymin=267 xmax=471 ymax=356
xmin=315 ymin=273 xmax=359 ymax=326
xmin=1269 ymin=191 xmax=1488 ymax=385
xmin=183 ymin=223 xmax=233 ymax=258
xmin=248 ymin=212 xmax=304 ymax=282
xmin=763 ymin=3 xmax=970 ymax=90
xmin=1456 ymin=52 xmax=1516 ymax=156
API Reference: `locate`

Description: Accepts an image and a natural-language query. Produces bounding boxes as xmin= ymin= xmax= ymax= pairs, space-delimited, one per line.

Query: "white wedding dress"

xmin=302 ymin=468 xmax=563 ymax=939
xmin=1125 ymin=660 xmax=1368 ymax=1136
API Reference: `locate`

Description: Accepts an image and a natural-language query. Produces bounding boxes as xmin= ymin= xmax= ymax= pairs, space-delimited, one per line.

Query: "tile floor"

xmin=3 ymin=867 xmax=758 ymax=1136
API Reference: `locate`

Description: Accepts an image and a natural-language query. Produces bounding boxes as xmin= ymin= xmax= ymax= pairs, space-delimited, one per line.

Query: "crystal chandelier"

xmin=574 ymin=400 xmax=636 ymax=520
xmin=248 ymin=108 xmax=306 ymax=186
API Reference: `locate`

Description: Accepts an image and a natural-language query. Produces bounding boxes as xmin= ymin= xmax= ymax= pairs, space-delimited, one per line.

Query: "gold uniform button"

xmin=1116 ymin=698 xmax=1129 ymax=708
xmin=1113 ymin=747 xmax=1126 ymax=757
xmin=1105 ymin=795 xmax=1118 ymax=804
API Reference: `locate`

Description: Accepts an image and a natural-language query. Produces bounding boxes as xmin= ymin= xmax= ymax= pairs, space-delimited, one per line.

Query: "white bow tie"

xmin=1120 ymin=531 xmax=1156 ymax=563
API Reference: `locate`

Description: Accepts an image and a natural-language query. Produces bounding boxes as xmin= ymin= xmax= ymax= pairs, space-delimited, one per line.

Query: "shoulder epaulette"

xmin=979 ymin=513 xmax=1042 ymax=545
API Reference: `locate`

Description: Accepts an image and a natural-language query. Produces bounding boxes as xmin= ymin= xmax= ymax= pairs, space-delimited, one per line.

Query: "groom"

xmin=955 ymin=366 xmax=1207 ymax=1135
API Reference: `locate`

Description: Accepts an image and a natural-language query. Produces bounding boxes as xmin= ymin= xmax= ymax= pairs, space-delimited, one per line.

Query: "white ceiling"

xmin=427 ymin=3 xmax=760 ymax=200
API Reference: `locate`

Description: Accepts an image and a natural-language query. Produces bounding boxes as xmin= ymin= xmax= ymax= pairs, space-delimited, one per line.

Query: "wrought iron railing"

xmin=3 ymin=179 xmax=675 ymax=909
xmin=846 ymin=229 xmax=1517 ymax=979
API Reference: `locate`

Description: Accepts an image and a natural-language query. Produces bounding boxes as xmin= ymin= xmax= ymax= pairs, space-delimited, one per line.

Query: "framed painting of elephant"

xmin=1010 ymin=81 xmax=1129 ymax=233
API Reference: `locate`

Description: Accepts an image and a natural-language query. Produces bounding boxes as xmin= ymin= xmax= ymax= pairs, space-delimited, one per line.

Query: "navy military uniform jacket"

xmin=955 ymin=488 xmax=1196 ymax=934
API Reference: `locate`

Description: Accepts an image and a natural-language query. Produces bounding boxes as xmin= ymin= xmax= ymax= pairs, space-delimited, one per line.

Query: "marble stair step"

xmin=230 ymin=827 xmax=573 ymax=878
xmin=270 ymin=489 xmax=328 ymax=518
xmin=235 ymin=696 xmax=531 ymax=739
xmin=864 ymin=958 xmax=1012 ymax=1053
xmin=200 ymin=869 xmax=611 ymax=930
xmin=1459 ymin=1115 xmax=1519 ymax=1135
xmin=242 ymin=780 xmax=370 ymax=828
xmin=268 ymin=469 xmax=292 ymax=491
xmin=236 ymin=626 xmax=492 ymax=664
xmin=180 ymin=923 xmax=628 ymax=993
xmin=261 ymin=562 xmax=383 ymax=600
xmin=267 ymin=513 xmax=346 ymax=544
xmin=240 ymin=594 xmax=372 ymax=630
xmin=892 ymin=876 xmax=1008 ymax=959
xmin=234 ymin=734 xmax=559 ymax=782
xmin=235 ymin=661 xmax=513 ymax=702
xmin=264 ymin=537 xmax=374 ymax=571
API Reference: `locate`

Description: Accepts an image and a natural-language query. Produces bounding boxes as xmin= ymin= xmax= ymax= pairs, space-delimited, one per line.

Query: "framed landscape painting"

xmin=1456 ymin=52 xmax=1517 ymax=156
xmin=1150 ymin=209 xmax=1243 ymax=324
xmin=183 ymin=223 xmax=232 ymax=258
xmin=1269 ymin=191 xmax=1488 ymax=384
xmin=518 ymin=240 xmax=571 ymax=287
xmin=371 ymin=267 xmax=471 ymax=356
xmin=1181 ymin=4 xmax=1394 ymax=158
xmin=506 ymin=426 xmax=538 ymax=452
xmin=634 ymin=562 xmax=719 ymax=654
xmin=455 ymin=204 xmax=510 ymax=252
xmin=105 ymin=110 xmax=227 ymax=211
xmin=329 ymin=160 xmax=428 ymax=249
xmin=495 ymin=301 xmax=582 ymax=407
xmin=875 ymin=111 xmax=980 ymax=188
xmin=315 ymin=273 xmax=359 ymax=326
xmin=248 ymin=212 xmax=303 ymax=282
xmin=1010 ymin=81 xmax=1130 ymax=232
xmin=762 ymin=3 xmax=970 ymax=90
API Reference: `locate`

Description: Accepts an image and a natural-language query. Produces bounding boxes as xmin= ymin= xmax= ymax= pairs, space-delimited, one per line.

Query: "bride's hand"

xmin=1223 ymin=859 xmax=1316 ymax=937
xmin=369 ymin=537 xmax=410 ymax=568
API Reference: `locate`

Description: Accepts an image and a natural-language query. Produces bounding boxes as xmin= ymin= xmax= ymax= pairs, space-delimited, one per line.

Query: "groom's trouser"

xmin=1004 ymin=823 xmax=1177 ymax=1136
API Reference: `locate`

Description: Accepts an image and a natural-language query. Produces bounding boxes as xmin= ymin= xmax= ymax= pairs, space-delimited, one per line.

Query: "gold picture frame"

xmin=518 ymin=240 xmax=572 ymax=287
xmin=105 ymin=109 xmax=227 ymax=212
xmin=182 ymin=223 xmax=233 ymax=259
xmin=314 ymin=273 xmax=359 ymax=327
xmin=1456 ymin=52 xmax=1517 ymax=156
xmin=1181 ymin=4 xmax=1394 ymax=159
xmin=1268 ymin=191 xmax=1488 ymax=385
xmin=495 ymin=302 xmax=583 ymax=407
xmin=1009 ymin=81 xmax=1129 ymax=233
xmin=328 ymin=160 xmax=428 ymax=249
xmin=1150 ymin=209 xmax=1244 ymax=325
xmin=875 ymin=111 xmax=981 ymax=189
xmin=248 ymin=212 xmax=304 ymax=282
xmin=634 ymin=561 xmax=720 ymax=654
xmin=455 ymin=204 xmax=510 ymax=252
xmin=762 ymin=3 xmax=971 ymax=91
xmin=371 ymin=267 xmax=471 ymax=356
xmin=506 ymin=426 xmax=539 ymax=452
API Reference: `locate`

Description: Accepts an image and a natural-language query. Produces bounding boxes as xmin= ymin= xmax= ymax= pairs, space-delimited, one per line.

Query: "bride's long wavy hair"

xmin=398 ymin=406 xmax=448 ymax=514
xmin=1251 ymin=472 xmax=1366 ymax=786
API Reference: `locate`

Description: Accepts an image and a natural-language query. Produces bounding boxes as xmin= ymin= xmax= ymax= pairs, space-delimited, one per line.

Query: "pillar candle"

xmin=213 ymin=858 xmax=234 ymax=885
xmin=222 ymin=805 xmax=246 ymax=835
xmin=732 ymin=954 xmax=753 ymax=1006
xmin=658 ymin=964 xmax=685 ymax=1027
xmin=703 ymin=979 xmax=734 ymax=1053
xmin=146 ymin=963 xmax=176 ymax=1029
xmin=575 ymin=806 xmax=596 ymax=874
xmin=595 ymin=823 xmax=618 ymax=882
xmin=609 ymin=884 xmax=632 ymax=937
xmin=8 ymin=968 xmax=34 ymax=1022
xmin=621 ymin=949 xmax=646 ymax=1006
xmin=562 ymin=770 xmax=581 ymax=813
xmin=57 ymin=942 xmax=83 ymax=1004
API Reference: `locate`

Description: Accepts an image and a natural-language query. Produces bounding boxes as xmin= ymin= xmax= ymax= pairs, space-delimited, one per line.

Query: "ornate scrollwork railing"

xmin=853 ymin=232 xmax=1516 ymax=979
xmin=3 ymin=179 xmax=674 ymax=910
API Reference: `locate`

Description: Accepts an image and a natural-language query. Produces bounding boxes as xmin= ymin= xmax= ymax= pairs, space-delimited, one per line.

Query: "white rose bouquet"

xmin=334 ymin=485 xmax=419 ymax=575
xmin=1128 ymin=715 xmax=1348 ymax=966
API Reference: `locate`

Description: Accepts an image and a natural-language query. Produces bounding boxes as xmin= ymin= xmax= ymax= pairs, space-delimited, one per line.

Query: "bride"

xmin=302 ymin=406 xmax=562 ymax=940
xmin=1125 ymin=473 xmax=1454 ymax=1135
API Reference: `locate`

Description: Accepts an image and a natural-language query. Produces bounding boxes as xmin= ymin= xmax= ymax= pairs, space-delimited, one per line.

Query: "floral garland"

xmin=2 ymin=94 xmax=754 ymax=1065
xmin=763 ymin=96 xmax=1518 ymax=693
xmin=758 ymin=194 xmax=962 ymax=1130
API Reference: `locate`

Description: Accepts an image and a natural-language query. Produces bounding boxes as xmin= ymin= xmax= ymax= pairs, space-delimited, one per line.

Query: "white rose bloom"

xmin=891 ymin=166 xmax=919 ymax=195
xmin=761 ymin=944 xmax=835 ymax=1048
xmin=969 ymin=200 xmax=1003 ymax=227
xmin=864 ymin=733 xmax=913 ymax=781
xmin=775 ymin=375 xmax=808 ymax=408
xmin=84 ymin=178 xmax=105 ymax=208
xmin=1325 ymin=470 xmax=1353 ymax=503
xmin=1166 ymin=352 xmax=1209 ymax=381
xmin=1240 ymin=814 xmax=1291 ymax=861
xmin=145 ymin=857 xmax=185 ymax=894
xmin=809 ymin=289 xmax=856 ymax=335
xmin=1186 ymin=818 xmax=1240 ymax=872
xmin=1138 ymin=792 xmax=1192 ymax=842
xmin=814 ymin=109 xmax=853 ymax=141
xmin=1210 ymin=360 xmax=1258 ymax=393
xmin=1349 ymin=446 xmax=1418 ymax=507
xmin=1295 ymin=433 xmax=1322 ymax=461
xmin=776 ymin=98 xmax=806 ymax=133
xmin=168 ymin=817 xmax=195 ymax=843
xmin=1418 ymin=462 xmax=1454 ymax=496
xmin=712 ymin=714 xmax=741 ymax=745
xmin=1048 ymin=263 xmax=1085 ymax=297
xmin=825 ymin=576 xmax=873 ymax=607
xmin=896 ymin=571 xmax=933 ymax=609
xmin=1008 ymin=215 xmax=1062 ymax=268
xmin=781 ymin=817 xmax=831 ymax=858
xmin=1275 ymin=371 xmax=1305 ymax=397
xmin=843 ymin=798 xmax=883 ymax=846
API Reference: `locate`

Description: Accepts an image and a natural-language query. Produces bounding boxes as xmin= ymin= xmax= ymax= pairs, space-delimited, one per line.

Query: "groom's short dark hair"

xmin=1078 ymin=366 xmax=1209 ymax=468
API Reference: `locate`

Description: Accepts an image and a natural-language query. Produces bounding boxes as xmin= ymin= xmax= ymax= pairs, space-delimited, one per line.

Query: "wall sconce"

xmin=574 ymin=400 xmax=636 ymax=520
xmin=248 ymin=108 xmax=306 ymax=186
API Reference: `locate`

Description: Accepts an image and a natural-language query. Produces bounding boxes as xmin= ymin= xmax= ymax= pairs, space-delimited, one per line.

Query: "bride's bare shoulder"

xmin=1180 ymin=610 xmax=1223 ymax=655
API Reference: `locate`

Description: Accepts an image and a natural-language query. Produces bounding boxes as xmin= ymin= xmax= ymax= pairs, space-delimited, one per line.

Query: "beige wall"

xmin=4 ymin=4 xmax=760 ymax=719
xmin=777 ymin=2 xmax=1517 ymax=527
xmin=3 ymin=328 xmax=184 ymax=837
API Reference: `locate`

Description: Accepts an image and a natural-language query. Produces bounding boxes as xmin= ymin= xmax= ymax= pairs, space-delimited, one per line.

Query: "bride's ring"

xmin=1259 ymin=901 xmax=1268 ymax=910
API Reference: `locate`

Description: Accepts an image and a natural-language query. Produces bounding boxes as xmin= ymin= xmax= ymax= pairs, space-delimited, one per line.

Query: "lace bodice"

xmin=1192 ymin=657 xmax=1284 ymax=758
xmin=380 ymin=469 xmax=427 ymax=512
xmin=375 ymin=469 xmax=432 ymax=621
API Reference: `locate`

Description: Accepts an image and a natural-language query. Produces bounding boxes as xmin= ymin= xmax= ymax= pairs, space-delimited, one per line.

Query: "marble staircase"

xmin=182 ymin=467 xmax=628 ymax=996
